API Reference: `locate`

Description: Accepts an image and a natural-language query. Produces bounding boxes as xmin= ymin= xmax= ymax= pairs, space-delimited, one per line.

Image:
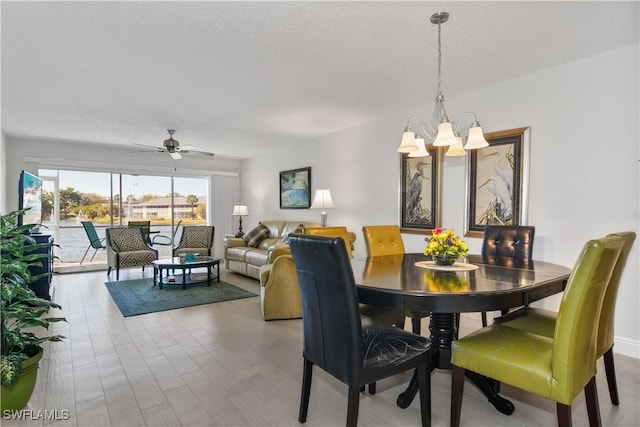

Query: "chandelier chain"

xmin=437 ymin=22 xmax=442 ymax=95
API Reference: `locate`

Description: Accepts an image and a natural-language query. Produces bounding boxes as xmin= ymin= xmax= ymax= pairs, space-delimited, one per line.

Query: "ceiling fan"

xmin=133 ymin=129 xmax=214 ymax=160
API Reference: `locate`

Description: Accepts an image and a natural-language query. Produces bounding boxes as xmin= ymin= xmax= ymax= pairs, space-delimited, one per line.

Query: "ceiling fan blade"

xmin=130 ymin=149 xmax=164 ymax=154
xmin=170 ymin=151 xmax=182 ymax=160
xmin=133 ymin=142 xmax=164 ymax=150
xmin=188 ymin=150 xmax=215 ymax=157
xmin=178 ymin=144 xmax=195 ymax=150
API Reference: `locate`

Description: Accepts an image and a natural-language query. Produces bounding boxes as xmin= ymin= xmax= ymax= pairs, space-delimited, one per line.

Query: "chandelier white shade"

xmin=408 ymin=136 xmax=430 ymax=158
xmin=397 ymin=12 xmax=489 ymax=156
xmin=445 ymin=135 xmax=466 ymax=157
xmin=310 ymin=189 xmax=335 ymax=227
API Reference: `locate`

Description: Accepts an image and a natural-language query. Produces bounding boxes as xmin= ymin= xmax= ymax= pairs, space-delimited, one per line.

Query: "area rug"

xmin=104 ymin=277 xmax=257 ymax=317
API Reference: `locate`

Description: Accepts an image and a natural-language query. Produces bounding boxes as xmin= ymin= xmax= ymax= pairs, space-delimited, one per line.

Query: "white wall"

xmin=3 ymin=137 xmax=242 ymax=258
xmin=240 ymin=43 xmax=640 ymax=358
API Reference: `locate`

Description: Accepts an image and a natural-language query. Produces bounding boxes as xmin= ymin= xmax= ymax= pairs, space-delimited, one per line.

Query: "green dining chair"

xmin=495 ymin=231 xmax=635 ymax=406
xmin=450 ymin=235 xmax=623 ymax=427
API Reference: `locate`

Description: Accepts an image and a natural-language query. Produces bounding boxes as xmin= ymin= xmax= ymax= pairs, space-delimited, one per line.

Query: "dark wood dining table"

xmin=351 ymin=253 xmax=572 ymax=415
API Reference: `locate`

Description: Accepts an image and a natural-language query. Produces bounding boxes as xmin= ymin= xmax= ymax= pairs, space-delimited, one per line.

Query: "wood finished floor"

xmin=4 ymin=267 xmax=639 ymax=427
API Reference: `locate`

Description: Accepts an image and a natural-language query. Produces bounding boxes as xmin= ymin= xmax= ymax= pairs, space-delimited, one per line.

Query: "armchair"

xmin=173 ymin=226 xmax=215 ymax=257
xmin=258 ymin=229 xmax=357 ymax=321
xmin=105 ymin=227 xmax=158 ymax=281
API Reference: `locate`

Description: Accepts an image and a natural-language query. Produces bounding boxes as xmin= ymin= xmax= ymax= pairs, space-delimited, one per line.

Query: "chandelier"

xmin=397 ymin=12 xmax=489 ymax=158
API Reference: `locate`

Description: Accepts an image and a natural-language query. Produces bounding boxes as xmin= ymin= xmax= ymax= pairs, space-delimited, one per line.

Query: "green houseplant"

xmin=1 ymin=209 xmax=66 ymax=410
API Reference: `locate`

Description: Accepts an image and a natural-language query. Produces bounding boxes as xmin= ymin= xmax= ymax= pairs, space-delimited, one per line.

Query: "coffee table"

xmin=152 ymin=256 xmax=220 ymax=289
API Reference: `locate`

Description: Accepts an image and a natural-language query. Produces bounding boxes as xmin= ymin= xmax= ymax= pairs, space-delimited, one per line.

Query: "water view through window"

xmin=39 ymin=169 xmax=208 ymax=263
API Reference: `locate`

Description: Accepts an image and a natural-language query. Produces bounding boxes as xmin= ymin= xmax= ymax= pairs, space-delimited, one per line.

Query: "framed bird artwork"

xmin=465 ymin=127 xmax=530 ymax=238
xmin=400 ymin=146 xmax=442 ymax=234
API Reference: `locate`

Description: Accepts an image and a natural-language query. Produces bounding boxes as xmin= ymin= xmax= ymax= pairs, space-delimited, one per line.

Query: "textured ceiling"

xmin=2 ymin=1 xmax=638 ymax=159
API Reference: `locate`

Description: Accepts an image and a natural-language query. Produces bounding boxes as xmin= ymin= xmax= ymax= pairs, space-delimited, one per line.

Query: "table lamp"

xmin=310 ymin=189 xmax=335 ymax=227
xmin=232 ymin=204 xmax=249 ymax=237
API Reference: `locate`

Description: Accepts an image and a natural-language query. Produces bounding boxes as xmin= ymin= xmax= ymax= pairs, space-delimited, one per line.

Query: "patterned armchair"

xmin=105 ymin=227 xmax=158 ymax=281
xmin=173 ymin=226 xmax=215 ymax=257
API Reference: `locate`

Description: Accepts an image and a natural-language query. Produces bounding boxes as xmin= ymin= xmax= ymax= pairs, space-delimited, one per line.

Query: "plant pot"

xmin=433 ymin=254 xmax=457 ymax=266
xmin=1 ymin=347 xmax=44 ymax=411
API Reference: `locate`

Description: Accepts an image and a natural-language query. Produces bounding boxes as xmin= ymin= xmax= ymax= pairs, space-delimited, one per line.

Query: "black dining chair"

xmin=288 ymin=234 xmax=432 ymax=427
xmin=479 ymin=225 xmax=535 ymax=326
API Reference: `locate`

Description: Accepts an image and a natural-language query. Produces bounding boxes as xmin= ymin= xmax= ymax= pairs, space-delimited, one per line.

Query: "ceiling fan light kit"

xmin=132 ymin=129 xmax=215 ymax=159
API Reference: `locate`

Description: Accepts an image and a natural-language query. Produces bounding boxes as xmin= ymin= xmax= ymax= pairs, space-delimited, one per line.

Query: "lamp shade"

xmin=408 ymin=136 xmax=430 ymax=158
xmin=433 ymin=122 xmax=457 ymax=146
xmin=310 ymin=190 xmax=335 ymax=210
xmin=232 ymin=205 xmax=249 ymax=216
xmin=397 ymin=129 xmax=418 ymax=153
xmin=464 ymin=125 xmax=489 ymax=149
xmin=445 ymin=136 xmax=466 ymax=157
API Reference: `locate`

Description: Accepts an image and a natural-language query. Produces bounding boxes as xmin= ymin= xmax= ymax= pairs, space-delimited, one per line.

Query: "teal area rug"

xmin=104 ymin=278 xmax=257 ymax=317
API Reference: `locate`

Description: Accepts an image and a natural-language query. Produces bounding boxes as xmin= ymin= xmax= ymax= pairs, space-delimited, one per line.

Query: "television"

xmin=18 ymin=171 xmax=43 ymax=227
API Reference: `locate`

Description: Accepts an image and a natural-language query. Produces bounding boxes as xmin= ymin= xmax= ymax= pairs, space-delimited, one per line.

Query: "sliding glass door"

xmin=39 ymin=169 xmax=208 ymax=263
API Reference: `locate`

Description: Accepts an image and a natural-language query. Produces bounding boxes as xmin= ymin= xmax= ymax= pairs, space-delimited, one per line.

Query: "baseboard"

xmin=614 ymin=336 xmax=640 ymax=359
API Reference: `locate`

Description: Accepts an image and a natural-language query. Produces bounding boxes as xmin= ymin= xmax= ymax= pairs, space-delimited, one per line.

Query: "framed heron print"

xmin=464 ymin=127 xmax=530 ymax=237
xmin=280 ymin=167 xmax=311 ymax=209
xmin=400 ymin=147 xmax=442 ymax=234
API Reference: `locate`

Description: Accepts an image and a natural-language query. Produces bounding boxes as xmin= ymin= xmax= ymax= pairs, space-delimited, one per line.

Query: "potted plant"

xmin=1 ymin=209 xmax=66 ymax=411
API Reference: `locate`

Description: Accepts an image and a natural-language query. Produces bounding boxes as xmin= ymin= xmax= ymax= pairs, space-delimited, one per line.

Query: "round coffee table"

xmin=152 ymin=256 xmax=220 ymax=289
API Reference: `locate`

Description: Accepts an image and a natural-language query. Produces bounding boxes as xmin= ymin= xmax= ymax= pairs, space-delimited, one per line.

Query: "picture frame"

xmin=464 ymin=127 xmax=530 ymax=237
xmin=280 ymin=167 xmax=311 ymax=209
xmin=399 ymin=147 xmax=442 ymax=234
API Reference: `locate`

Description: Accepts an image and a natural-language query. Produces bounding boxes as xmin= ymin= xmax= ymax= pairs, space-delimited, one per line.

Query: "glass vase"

xmin=433 ymin=254 xmax=457 ymax=266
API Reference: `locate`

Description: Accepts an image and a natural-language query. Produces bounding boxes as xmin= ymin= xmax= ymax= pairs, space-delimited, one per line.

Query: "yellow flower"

xmin=424 ymin=228 xmax=469 ymax=260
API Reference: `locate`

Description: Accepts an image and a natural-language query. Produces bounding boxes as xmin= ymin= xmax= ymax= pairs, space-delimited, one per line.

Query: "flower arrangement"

xmin=424 ymin=227 xmax=469 ymax=266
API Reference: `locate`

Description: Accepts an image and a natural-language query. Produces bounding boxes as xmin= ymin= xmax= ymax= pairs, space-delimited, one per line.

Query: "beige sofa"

xmin=224 ymin=220 xmax=319 ymax=280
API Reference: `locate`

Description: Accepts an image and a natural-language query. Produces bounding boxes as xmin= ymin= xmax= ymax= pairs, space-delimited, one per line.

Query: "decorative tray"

xmin=414 ymin=261 xmax=479 ymax=271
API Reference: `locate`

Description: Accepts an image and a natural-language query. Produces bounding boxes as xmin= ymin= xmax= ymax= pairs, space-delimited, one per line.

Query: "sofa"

xmin=224 ymin=220 xmax=319 ymax=280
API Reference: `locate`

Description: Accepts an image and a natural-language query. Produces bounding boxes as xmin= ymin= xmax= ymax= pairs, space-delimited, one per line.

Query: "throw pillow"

xmin=243 ymin=222 xmax=270 ymax=248
xmin=280 ymin=224 xmax=305 ymax=244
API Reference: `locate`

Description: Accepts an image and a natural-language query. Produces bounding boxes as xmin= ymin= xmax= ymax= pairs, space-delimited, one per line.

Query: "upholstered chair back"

xmin=481 ymin=225 xmax=535 ymax=259
xmin=362 ymin=225 xmax=405 ymax=257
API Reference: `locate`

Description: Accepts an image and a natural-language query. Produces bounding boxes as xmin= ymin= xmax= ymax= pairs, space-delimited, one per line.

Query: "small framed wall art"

xmin=399 ymin=147 xmax=442 ymax=234
xmin=280 ymin=167 xmax=311 ymax=209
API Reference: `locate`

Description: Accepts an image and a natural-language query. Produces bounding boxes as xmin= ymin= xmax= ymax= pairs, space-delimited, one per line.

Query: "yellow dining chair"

xmin=304 ymin=226 xmax=355 ymax=258
xmin=495 ymin=231 xmax=635 ymax=406
xmin=362 ymin=225 xmax=428 ymax=334
xmin=450 ymin=235 xmax=623 ymax=427
xmin=362 ymin=224 xmax=406 ymax=257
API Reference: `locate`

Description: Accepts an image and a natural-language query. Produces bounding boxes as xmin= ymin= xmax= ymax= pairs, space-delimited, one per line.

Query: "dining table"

xmin=351 ymin=252 xmax=572 ymax=415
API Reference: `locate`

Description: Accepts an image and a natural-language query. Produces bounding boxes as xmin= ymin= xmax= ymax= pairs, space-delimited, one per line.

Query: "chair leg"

xmin=454 ymin=313 xmax=460 ymax=339
xmin=412 ymin=316 xmax=421 ymax=334
xmin=556 ymin=402 xmax=572 ymax=427
xmin=346 ymin=387 xmax=360 ymax=427
xmin=107 ymin=266 xmax=112 ymax=276
xmin=80 ymin=245 xmax=91 ymax=265
xmin=481 ymin=311 xmax=488 ymax=327
xmin=368 ymin=382 xmax=376 ymax=394
xmin=584 ymin=376 xmax=602 ymax=427
xmin=450 ymin=365 xmax=465 ymax=427
xmin=603 ymin=347 xmax=620 ymax=405
xmin=299 ymin=358 xmax=313 ymax=423
xmin=417 ymin=363 xmax=431 ymax=427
